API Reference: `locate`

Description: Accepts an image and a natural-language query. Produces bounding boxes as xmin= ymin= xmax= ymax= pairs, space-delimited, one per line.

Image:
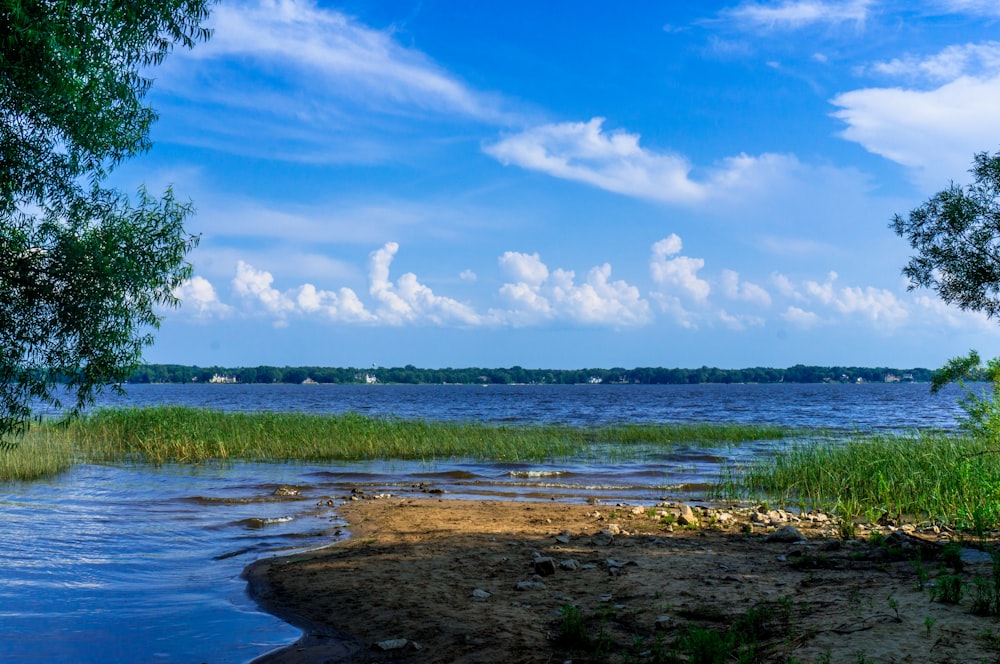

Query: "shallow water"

xmin=0 ymin=382 xmax=968 ymax=662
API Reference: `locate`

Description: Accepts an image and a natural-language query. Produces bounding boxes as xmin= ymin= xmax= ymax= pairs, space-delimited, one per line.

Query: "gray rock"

xmin=555 ymin=534 xmax=571 ymax=544
xmin=592 ymin=530 xmax=615 ymax=546
xmin=766 ymin=525 xmax=806 ymax=543
xmin=515 ymin=580 xmax=546 ymax=591
xmin=534 ymin=556 xmax=557 ymax=576
xmin=374 ymin=639 xmax=408 ymax=651
xmin=677 ymin=504 xmax=699 ymax=526
xmin=559 ymin=559 xmax=580 ymax=571
xmin=961 ymin=548 xmax=994 ymax=564
xmin=471 ymin=589 xmax=492 ymax=599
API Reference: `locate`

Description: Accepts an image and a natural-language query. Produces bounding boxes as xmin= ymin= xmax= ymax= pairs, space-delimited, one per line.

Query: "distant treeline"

xmin=125 ymin=364 xmax=937 ymax=385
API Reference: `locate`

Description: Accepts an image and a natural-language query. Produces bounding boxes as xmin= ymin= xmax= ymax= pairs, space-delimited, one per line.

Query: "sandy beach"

xmin=245 ymin=497 xmax=1000 ymax=663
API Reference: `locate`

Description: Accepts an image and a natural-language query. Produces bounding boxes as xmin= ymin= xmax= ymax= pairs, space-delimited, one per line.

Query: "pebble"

xmin=374 ymin=639 xmax=408 ymax=651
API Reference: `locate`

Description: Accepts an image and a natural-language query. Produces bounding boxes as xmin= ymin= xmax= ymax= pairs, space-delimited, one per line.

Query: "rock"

xmin=961 ymin=548 xmax=994 ymax=564
xmin=374 ymin=639 xmax=408 ymax=651
xmin=630 ymin=506 xmax=646 ymax=515
xmin=533 ymin=556 xmax=557 ymax=576
xmin=471 ymin=589 xmax=492 ymax=599
xmin=655 ymin=615 xmax=674 ymax=629
xmin=606 ymin=524 xmax=622 ymax=535
xmin=555 ymin=534 xmax=571 ymax=544
xmin=592 ymin=530 xmax=615 ymax=546
xmin=677 ymin=504 xmax=699 ymax=526
xmin=766 ymin=525 xmax=806 ymax=543
xmin=515 ymin=580 xmax=546 ymax=591
xmin=559 ymin=559 xmax=580 ymax=571
xmin=273 ymin=486 xmax=300 ymax=497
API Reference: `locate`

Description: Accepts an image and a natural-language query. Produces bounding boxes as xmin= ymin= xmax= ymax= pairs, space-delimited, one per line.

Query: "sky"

xmin=115 ymin=0 xmax=1000 ymax=369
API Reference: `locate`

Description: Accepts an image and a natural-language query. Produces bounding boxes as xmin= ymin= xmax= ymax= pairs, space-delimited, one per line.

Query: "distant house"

xmin=209 ymin=374 xmax=237 ymax=384
xmin=884 ymin=373 xmax=901 ymax=383
xmin=364 ymin=374 xmax=378 ymax=384
xmin=587 ymin=376 xmax=603 ymax=384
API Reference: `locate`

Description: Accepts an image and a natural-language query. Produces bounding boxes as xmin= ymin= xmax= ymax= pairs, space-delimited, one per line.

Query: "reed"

xmin=66 ymin=407 xmax=792 ymax=463
xmin=720 ymin=431 xmax=1000 ymax=531
xmin=0 ymin=427 xmax=75 ymax=482
xmin=0 ymin=406 xmax=793 ymax=480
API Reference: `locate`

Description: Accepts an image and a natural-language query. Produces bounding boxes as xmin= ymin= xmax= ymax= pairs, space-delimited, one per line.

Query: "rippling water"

xmin=0 ymin=382 xmax=969 ymax=662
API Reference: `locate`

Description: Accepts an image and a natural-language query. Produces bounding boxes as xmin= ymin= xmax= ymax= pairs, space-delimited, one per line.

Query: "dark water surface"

xmin=0 ymin=382 xmax=967 ymax=663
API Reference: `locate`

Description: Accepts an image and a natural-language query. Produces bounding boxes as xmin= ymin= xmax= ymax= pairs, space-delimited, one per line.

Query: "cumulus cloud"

xmin=799 ymin=272 xmax=909 ymax=328
xmin=173 ymin=276 xmax=233 ymax=319
xmin=833 ymin=42 xmax=1000 ymax=187
xmin=723 ymin=0 xmax=871 ymax=29
xmin=232 ymin=260 xmax=375 ymax=325
xmin=175 ymin=242 xmax=974 ymax=337
xmin=484 ymin=118 xmax=800 ymax=205
xmin=493 ymin=252 xmax=650 ymax=327
xmin=720 ymin=269 xmax=772 ymax=307
xmin=783 ymin=306 xmax=821 ymax=328
xmin=368 ymin=243 xmax=481 ymax=326
xmin=649 ymin=235 xmax=711 ymax=301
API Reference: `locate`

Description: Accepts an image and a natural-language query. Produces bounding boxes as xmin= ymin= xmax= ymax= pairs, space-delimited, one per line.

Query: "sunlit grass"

xmin=0 ymin=427 xmax=75 ymax=482
xmin=0 ymin=406 xmax=792 ymax=480
xmin=719 ymin=431 xmax=1000 ymax=532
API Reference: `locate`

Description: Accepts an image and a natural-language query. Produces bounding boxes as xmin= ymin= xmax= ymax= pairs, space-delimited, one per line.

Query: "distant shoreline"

xmin=126 ymin=363 xmax=937 ymax=386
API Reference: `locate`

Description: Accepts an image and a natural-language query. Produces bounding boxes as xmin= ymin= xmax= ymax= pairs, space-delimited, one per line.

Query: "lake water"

xmin=0 ymin=382 xmax=968 ymax=663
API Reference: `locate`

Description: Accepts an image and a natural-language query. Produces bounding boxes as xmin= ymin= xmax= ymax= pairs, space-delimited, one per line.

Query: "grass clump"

xmin=720 ymin=431 xmax=1000 ymax=531
xmin=0 ymin=428 xmax=75 ymax=481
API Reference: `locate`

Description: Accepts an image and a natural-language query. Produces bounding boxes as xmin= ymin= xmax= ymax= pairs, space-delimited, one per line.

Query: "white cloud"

xmin=724 ymin=0 xmax=871 ymax=29
xmin=494 ymin=254 xmax=650 ymax=327
xmin=833 ymin=43 xmax=1000 ymax=187
xmin=191 ymin=0 xmax=499 ymax=120
xmin=937 ymin=0 xmax=1000 ymax=17
xmin=368 ymin=242 xmax=481 ymax=326
xmin=484 ymin=118 xmax=800 ymax=205
xmin=802 ymin=272 xmax=908 ymax=328
xmin=232 ymin=260 xmax=375 ymax=325
xmin=173 ymin=276 xmax=233 ymax=319
xmin=459 ymin=269 xmax=478 ymax=282
xmin=720 ymin=270 xmax=772 ymax=307
xmin=783 ymin=306 xmax=821 ymax=328
xmin=866 ymin=42 xmax=1000 ymax=82
xmin=649 ymin=235 xmax=711 ymax=301
xmin=154 ymin=0 xmax=509 ymax=161
xmin=498 ymin=251 xmax=550 ymax=286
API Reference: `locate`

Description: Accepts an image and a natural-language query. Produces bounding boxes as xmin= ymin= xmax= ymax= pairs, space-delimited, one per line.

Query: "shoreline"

xmin=243 ymin=495 xmax=1000 ymax=663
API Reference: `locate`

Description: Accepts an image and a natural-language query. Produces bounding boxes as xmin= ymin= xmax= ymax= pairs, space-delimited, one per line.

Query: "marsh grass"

xmin=0 ymin=406 xmax=792 ymax=481
xmin=720 ymin=432 xmax=1000 ymax=530
xmin=0 ymin=427 xmax=75 ymax=481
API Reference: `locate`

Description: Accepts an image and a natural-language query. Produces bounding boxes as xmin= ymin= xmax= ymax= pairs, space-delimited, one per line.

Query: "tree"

xmin=0 ymin=0 xmax=213 ymax=438
xmin=891 ymin=151 xmax=1000 ymax=318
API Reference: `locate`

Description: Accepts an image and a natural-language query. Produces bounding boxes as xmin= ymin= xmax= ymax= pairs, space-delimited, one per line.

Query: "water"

xmin=0 ymin=382 xmax=967 ymax=663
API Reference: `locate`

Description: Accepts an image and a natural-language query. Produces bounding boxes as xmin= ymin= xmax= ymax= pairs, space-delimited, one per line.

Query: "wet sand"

xmin=245 ymin=497 xmax=1000 ymax=663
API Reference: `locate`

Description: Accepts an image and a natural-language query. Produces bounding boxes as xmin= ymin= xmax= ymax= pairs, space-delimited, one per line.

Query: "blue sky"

xmin=118 ymin=0 xmax=1000 ymax=369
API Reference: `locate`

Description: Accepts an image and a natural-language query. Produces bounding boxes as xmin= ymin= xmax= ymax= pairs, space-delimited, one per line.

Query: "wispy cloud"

xmin=154 ymin=0 xmax=510 ymax=161
xmin=864 ymin=41 xmax=1000 ymax=82
xmin=723 ymin=0 xmax=871 ymax=30
xmin=832 ymin=42 xmax=1000 ymax=187
xmin=484 ymin=118 xmax=800 ymax=205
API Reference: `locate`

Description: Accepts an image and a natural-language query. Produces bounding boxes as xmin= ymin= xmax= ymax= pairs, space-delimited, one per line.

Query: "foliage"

xmin=0 ymin=0 xmax=213 ymax=437
xmin=891 ymin=151 xmax=1000 ymax=317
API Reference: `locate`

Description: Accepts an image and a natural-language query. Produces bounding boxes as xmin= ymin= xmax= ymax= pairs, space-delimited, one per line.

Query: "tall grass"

xmin=720 ymin=431 xmax=1000 ymax=531
xmin=0 ymin=427 xmax=75 ymax=482
xmin=68 ymin=407 xmax=791 ymax=464
xmin=0 ymin=406 xmax=792 ymax=480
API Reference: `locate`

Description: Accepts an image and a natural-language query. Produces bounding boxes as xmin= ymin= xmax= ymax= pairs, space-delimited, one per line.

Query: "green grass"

xmin=0 ymin=406 xmax=791 ymax=481
xmin=719 ymin=431 xmax=1000 ymax=531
